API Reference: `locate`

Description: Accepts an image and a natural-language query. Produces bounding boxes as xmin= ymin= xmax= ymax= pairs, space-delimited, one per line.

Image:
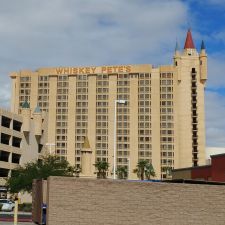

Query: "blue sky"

xmin=187 ymin=0 xmax=225 ymax=57
xmin=0 ymin=0 xmax=224 ymax=148
xmin=185 ymin=0 xmax=225 ymax=148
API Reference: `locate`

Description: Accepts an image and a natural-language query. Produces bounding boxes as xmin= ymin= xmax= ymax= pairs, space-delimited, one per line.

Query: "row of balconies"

xmin=192 ymin=110 xmax=197 ymax=117
xmin=192 ymin=83 xmax=197 ymax=88
xmin=191 ymin=74 xmax=198 ymax=167
xmin=192 ymin=140 xmax=198 ymax=146
xmin=192 ymin=103 xmax=197 ymax=109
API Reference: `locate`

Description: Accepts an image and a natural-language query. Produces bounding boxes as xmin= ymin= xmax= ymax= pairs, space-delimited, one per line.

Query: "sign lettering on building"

xmin=55 ymin=65 xmax=131 ymax=75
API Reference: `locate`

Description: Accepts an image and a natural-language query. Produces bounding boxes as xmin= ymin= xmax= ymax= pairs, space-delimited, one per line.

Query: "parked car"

xmin=0 ymin=199 xmax=15 ymax=211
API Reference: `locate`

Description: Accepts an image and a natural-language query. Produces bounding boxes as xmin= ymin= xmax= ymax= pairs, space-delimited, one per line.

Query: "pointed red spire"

xmin=184 ymin=29 xmax=195 ymax=49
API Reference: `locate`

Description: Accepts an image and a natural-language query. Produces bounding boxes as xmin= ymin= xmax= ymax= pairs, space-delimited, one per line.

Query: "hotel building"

xmin=9 ymin=30 xmax=207 ymax=179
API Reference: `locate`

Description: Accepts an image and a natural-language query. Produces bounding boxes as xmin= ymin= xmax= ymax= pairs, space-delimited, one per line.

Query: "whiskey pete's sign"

xmin=56 ymin=65 xmax=131 ymax=75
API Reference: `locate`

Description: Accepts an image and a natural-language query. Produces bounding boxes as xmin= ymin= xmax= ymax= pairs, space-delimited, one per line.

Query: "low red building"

xmin=172 ymin=153 xmax=225 ymax=182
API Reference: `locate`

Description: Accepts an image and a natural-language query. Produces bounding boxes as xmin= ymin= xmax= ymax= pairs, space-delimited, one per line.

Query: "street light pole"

xmin=113 ymin=99 xmax=126 ymax=180
xmin=46 ymin=143 xmax=56 ymax=155
xmin=127 ymin=158 xmax=130 ymax=179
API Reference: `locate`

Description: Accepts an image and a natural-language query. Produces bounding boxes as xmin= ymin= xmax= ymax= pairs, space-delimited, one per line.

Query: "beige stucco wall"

xmin=174 ymin=49 xmax=206 ymax=168
xmin=87 ymin=75 xmax=97 ymax=175
xmin=129 ymin=74 xmax=139 ymax=179
xmin=151 ymin=68 xmax=161 ymax=178
xmin=67 ymin=75 xmax=76 ymax=166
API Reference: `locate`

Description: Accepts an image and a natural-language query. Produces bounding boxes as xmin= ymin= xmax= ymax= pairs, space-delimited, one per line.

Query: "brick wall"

xmin=46 ymin=177 xmax=225 ymax=225
xmin=32 ymin=179 xmax=47 ymax=224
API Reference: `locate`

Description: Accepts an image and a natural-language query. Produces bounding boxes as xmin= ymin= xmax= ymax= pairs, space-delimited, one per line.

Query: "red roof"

xmin=184 ymin=29 xmax=195 ymax=49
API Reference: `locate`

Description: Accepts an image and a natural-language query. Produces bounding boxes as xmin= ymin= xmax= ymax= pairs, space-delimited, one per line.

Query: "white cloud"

xmin=0 ymin=81 xmax=11 ymax=109
xmin=207 ymin=54 xmax=225 ymax=88
xmin=205 ymin=91 xmax=225 ymax=147
xmin=0 ymin=0 xmax=225 ymax=149
xmin=206 ymin=147 xmax=225 ymax=159
xmin=0 ymin=0 xmax=188 ymax=108
xmin=0 ymin=0 xmax=188 ymax=68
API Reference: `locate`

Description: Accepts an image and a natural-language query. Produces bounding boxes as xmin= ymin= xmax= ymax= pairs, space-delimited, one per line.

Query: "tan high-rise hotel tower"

xmin=10 ymin=30 xmax=207 ymax=179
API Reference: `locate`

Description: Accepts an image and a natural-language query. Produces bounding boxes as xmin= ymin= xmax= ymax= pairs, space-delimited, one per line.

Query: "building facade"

xmin=172 ymin=153 xmax=225 ymax=182
xmin=0 ymin=105 xmax=48 ymax=186
xmin=33 ymin=177 xmax=225 ymax=225
xmin=10 ymin=30 xmax=207 ymax=179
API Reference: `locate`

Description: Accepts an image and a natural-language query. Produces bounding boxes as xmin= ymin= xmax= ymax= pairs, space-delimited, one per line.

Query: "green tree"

xmin=133 ymin=160 xmax=149 ymax=180
xmin=133 ymin=160 xmax=156 ymax=180
xmin=94 ymin=161 xmax=109 ymax=179
xmin=116 ymin=166 xmax=128 ymax=179
xmin=6 ymin=155 xmax=74 ymax=193
xmin=145 ymin=163 xmax=156 ymax=180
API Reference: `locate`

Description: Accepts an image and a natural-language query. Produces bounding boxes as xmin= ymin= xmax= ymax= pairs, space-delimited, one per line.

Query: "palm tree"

xmin=116 ymin=166 xmax=128 ymax=179
xmin=162 ymin=166 xmax=172 ymax=179
xmin=133 ymin=160 xmax=149 ymax=180
xmin=145 ymin=163 xmax=156 ymax=180
xmin=94 ymin=161 xmax=109 ymax=179
xmin=71 ymin=165 xmax=81 ymax=177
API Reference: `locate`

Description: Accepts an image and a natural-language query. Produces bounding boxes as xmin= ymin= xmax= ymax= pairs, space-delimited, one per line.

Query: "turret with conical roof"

xmin=34 ymin=105 xmax=41 ymax=113
xmin=173 ymin=39 xmax=181 ymax=80
xmin=184 ymin=29 xmax=195 ymax=49
xmin=175 ymin=40 xmax=180 ymax=56
xmin=22 ymin=100 xmax=30 ymax=109
xmin=83 ymin=136 xmax=91 ymax=149
xmin=183 ymin=29 xmax=198 ymax=56
xmin=201 ymin=40 xmax=205 ymax=50
xmin=173 ymin=29 xmax=207 ymax=168
xmin=199 ymin=40 xmax=207 ymax=81
xmin=81 ymin=136 xmax=93 ymax=177
xmin=33 ymin=106 xmax=42 ymax=136
xmin=21 ymin=100 xmax=31 ymax=133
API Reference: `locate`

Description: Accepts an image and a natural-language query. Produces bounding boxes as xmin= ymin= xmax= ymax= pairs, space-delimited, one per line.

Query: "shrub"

xmin=18 ymin=203 xmax=32 ymax=212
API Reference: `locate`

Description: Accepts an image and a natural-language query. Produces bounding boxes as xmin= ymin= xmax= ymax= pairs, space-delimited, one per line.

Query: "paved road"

xmin=0 ymin=212 xmax=33 ymax=224
xmin=0 ymin=223 xmax=35 ymax=225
